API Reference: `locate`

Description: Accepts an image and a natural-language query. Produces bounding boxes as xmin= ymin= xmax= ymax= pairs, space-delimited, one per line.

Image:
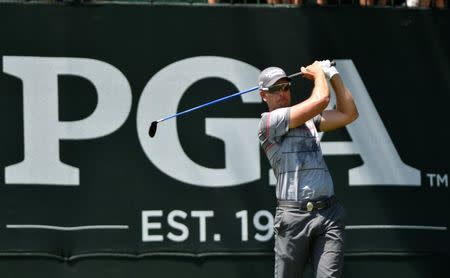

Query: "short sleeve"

xmin=258 ymin=107 xmax=290 ymax=143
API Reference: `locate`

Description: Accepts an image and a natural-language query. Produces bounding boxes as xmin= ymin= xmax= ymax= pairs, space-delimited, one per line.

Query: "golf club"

xmin=149 ymin=61 xmax=336 ymax=137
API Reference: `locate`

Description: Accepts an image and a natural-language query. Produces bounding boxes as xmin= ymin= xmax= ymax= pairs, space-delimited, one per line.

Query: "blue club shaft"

xmin=149 ymin=61 xmax=336 ymax=137
xmin=157 ymin=85 xmax=259 ymax=123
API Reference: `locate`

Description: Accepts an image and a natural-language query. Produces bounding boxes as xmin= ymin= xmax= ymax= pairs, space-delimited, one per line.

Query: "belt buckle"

xmin=306 ymin=201 xmax=314 ymax=212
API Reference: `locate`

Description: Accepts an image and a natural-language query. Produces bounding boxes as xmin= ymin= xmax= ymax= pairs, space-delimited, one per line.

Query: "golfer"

xmin=257 ymin=60 xmax=358 ymax=278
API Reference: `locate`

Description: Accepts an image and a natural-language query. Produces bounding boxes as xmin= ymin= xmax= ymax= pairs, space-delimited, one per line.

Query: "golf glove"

xmin=319 ymin=60 xmax=339 ymax=80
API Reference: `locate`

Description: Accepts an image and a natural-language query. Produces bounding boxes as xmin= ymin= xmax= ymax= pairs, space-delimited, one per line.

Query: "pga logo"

xmin=2 ymin=56 xmax=420 ymax=187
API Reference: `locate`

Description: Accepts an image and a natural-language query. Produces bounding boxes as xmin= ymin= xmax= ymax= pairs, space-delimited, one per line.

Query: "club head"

xmin=149 ymin=121 xmax=158 ymax=138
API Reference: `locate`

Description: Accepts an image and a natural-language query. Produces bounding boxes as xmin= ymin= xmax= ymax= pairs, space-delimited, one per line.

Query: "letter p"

xmin=3 ymin=56 xmax=132 ymax=185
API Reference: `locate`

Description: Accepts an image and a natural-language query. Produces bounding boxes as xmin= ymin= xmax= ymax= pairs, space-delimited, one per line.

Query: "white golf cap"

xmin=258 ymin=67 xmax=291 ymax=91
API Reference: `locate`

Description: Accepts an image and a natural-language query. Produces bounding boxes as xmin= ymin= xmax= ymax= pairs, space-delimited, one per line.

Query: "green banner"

xmin=0 ymin=4 xmax=448 ymax=260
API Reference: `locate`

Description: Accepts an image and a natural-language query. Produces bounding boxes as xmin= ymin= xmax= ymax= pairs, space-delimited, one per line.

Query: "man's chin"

xmin=278 ymin=102 xmax=290 ymax=108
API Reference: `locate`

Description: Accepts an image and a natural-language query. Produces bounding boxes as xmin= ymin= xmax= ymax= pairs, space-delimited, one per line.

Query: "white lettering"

xmin=191 ymin=210 xmax=214 ymax=242
xmin=427 ymin=173 xmax=436 ymax=186
xmin=142 ymin=210 xmax=163 ymax=242
xmin=137 ymin=56 xmax=261 ymax=187
xmin=167 ymin=210 xmax=189 ymax=242
xmin=3 ymin=56 xmax=132 ymax=185
xmin=437 ymin=174 xmax=448 ymax=187
xmin=3 ymin=56 xmax=421 ymax=188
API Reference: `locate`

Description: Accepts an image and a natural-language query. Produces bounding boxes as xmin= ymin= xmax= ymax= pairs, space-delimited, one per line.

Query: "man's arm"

xmin=289 ymin=61 xmax=330 ymax=129
xmin=319 ymin=74 xmax=359 ymax=132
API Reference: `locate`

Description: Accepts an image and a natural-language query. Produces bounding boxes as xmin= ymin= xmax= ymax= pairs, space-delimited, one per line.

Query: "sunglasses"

xmin=267 ymin=82 xmax=291 ymax=93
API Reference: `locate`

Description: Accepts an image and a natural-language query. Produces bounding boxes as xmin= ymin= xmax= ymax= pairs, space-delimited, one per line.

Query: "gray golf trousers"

xmin=273 ymin=200 xmax=346 ymax=278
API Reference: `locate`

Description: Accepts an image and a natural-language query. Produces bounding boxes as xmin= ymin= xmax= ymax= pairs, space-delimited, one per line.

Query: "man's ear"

xmin=260 ymin=91 xmax=267 ymax=102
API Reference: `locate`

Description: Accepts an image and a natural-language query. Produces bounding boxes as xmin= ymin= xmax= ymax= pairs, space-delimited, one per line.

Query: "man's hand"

xmin=319 ymin=60 xmax=339 ymax=80
xmin=300 ymin=61 xmax=326 ymax=81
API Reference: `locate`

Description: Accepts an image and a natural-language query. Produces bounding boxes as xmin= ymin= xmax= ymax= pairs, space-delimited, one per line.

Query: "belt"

xmin=277 ymin=196 xmax=337 ymax=212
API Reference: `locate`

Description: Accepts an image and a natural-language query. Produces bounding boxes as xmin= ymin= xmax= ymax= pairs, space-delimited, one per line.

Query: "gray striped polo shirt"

xmin=258 ymin=107 xmax=334 ymax=201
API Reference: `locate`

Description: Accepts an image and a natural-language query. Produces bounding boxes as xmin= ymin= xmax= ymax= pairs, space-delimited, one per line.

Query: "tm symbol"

xmin=426 ymin=173 xmax=448 ymax=187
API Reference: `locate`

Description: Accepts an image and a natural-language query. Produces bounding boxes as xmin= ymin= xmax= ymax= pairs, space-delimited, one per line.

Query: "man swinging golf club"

xmin=258 ymin=60 xmax=358 ymax=278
